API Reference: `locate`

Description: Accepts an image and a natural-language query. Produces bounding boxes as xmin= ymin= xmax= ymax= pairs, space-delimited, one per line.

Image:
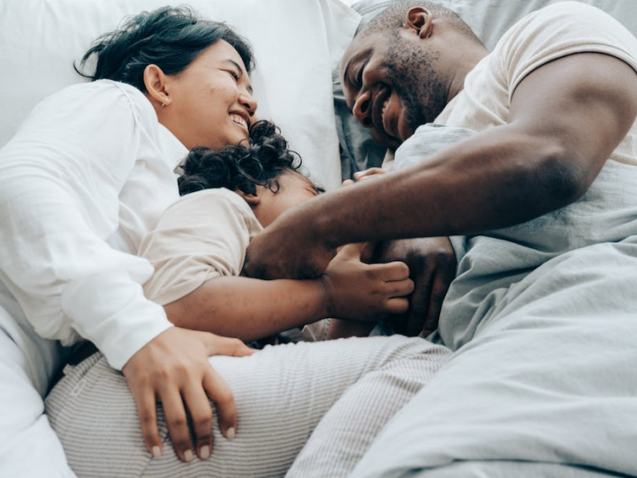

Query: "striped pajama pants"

xmin=45 ymin=335 xmax=450 ymax=478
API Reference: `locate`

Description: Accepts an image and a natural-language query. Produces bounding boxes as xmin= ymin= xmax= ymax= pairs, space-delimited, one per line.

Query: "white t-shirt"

xmin=435 ymin=1 xmax=637 ymax=167
xmin=0 ymin=80 xmax=187 ymax=370
xmin=429 ymin=2 xmax=637 ymax=350
xmin=140 ymin=188 xmax=263 ymax=306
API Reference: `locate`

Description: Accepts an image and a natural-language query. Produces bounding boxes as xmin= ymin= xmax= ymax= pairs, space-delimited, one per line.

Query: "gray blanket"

xmin=350 ymin=124 xmax=637 ymax=477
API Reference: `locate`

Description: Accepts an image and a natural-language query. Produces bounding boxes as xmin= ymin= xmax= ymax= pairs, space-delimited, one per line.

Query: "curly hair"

xmin=75 ymin=6 xmax=254 ymax=93
xmin=178 ymin=120 xmax=303 ymax=197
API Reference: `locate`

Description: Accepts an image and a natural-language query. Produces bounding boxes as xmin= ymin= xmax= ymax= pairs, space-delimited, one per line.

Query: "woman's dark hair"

xmin=75 ymin=6 xmax=254 ymax=92
xmin=178 ymin=120 xmax=303 ymax=197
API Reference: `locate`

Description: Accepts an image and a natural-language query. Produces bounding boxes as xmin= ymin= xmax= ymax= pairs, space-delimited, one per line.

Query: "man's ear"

xmin=235 ymin=189 xmax=261 ymax=206
xmin=143 ymin=64 xmax=172 ymax=108
xmin=405 ymin=7 xmax=434 ymax=39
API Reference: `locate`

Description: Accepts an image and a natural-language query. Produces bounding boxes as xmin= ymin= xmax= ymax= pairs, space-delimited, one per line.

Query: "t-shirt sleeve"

xmin=140 ymin=189 xmax=261 ymax=306
xmin=496 ymin=1 xmax=637 ymax=102
xmin=0 ymin=81 xmax=173 ymax=371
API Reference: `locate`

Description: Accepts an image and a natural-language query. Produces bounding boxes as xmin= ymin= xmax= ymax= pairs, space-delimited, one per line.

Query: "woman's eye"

xmin=227 ymin=70 xmax=240 ymax=81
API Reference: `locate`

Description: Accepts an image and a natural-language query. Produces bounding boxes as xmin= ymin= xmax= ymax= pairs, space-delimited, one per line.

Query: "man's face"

xmin=341 ymin=29 xmax=447 ymax=149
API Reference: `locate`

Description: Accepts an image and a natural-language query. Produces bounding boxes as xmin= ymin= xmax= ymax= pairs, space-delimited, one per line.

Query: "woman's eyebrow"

xmin=223 ymin=59 xmax=253 ymax=94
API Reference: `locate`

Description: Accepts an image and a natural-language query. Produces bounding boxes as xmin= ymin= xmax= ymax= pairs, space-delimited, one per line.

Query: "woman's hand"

xmin=122 ymin=327 xmax=254 ymax=462
xmin=319 ymin=242 xmax=414 ymax=322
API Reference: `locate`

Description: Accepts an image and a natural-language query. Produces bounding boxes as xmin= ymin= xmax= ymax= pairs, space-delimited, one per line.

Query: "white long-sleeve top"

xmin=0 ymin=80 xmax=188 ymax=370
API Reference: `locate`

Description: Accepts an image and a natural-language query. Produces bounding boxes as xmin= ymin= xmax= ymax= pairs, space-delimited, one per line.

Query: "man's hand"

xmin=375 ymin=237 xmax=456 ymax=337
xmin=321 ymin=242 xmax=414 ymax=321
xmin=245 ymin=168 xmax=391 ymax=280
xmin=122 ymin=327 xmax=254 ymax=462
xmin=244 ymin=214 xmax=335 ymax=280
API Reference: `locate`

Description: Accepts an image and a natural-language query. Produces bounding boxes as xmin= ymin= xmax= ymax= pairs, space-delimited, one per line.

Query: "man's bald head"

xmin=358 ymin=1 xmax=480 ymax=44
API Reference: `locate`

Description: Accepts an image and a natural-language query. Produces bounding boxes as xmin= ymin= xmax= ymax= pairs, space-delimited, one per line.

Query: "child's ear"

xmin=235 ymin=189 xmax=261 ymax=206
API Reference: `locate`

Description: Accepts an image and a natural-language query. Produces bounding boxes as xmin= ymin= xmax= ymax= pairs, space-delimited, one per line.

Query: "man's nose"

xmin=352 ymin=91 xmax=372 ymax=128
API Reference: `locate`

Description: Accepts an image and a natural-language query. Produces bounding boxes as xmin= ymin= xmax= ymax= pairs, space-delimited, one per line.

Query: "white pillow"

xmin=0 ymin=0 xmax=361 ymax=190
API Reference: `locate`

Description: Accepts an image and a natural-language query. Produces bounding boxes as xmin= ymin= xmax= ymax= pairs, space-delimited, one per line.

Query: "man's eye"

xmin=356 ymin=67 xmax=364 ymax=88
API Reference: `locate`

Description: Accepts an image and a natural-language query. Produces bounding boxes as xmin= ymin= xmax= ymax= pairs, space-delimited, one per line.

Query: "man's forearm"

xmin=299 ymin=125 xmax=585 ymax=249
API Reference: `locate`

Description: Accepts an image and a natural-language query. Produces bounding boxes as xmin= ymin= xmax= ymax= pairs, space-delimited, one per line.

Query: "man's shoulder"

xmin=502 ymin=1 xmax=625 ymax=43
xmin=531 ymin=1 xmax=601 ymax=20
xmin=493 ymin=0 xmax=637 ymax=80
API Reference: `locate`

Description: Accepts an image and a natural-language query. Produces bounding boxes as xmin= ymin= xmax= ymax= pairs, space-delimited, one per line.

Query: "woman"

xmin=0 ymin=6 xmax=448 ymax=477
xmin=0 ymin=7 xmax=258 ymax=475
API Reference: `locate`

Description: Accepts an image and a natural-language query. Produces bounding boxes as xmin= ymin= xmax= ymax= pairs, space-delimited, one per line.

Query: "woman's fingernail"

xmin=184 ymin=449 xmax=194 ymax=462
xmin=152 ymin=446 xmax=162 ymax=458
xmin=226 ymin=427 xmax=236 ymax=441
xmin=200 ymin=445 xmax=210 ymax=459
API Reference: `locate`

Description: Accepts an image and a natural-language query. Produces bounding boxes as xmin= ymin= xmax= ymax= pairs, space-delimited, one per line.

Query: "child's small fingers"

xmin=338 ymin=242 xmax=368 ymax=258
xmin=355 ymin=168 xmax=386 ymax=180
xmin=371 ymin=260 xmax=410 ymax=281
xmin=388 ymin=278 xmax=415 ymax=297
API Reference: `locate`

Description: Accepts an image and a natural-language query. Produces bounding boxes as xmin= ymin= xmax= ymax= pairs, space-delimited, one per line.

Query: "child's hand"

xmin=342 ymin=167 xmax=387 ymax=187
xmin=319 ymin=242 xmax=414 ymax=322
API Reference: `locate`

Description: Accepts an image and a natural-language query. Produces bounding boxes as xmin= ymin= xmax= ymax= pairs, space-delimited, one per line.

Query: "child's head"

xmin=178 ymin=120 xmax=320 ymax=227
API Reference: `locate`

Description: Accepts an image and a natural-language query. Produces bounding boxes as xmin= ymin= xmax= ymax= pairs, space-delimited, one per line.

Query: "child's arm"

xmin=164 ymin=243 xmax=413 ymax=342
xmin=164 ymin=276 xmax=327 ymax=341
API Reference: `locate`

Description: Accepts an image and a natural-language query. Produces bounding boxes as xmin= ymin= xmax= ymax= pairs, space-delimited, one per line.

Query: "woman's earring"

xmin=161 ymin=103 xmax=165 ymax=109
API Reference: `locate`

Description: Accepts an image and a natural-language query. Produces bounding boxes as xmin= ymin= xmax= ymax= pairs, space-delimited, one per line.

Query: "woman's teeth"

xmin=231 ymin=114 xmax=247 ymax=129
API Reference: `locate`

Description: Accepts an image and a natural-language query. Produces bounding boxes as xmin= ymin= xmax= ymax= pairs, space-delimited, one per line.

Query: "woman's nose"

xmin=241 ymin=92 xmax=258 ymax=117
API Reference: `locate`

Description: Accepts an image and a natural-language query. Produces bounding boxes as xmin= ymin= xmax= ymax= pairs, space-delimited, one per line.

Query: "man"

xmin=246 ymin=1 xmax=637 ymax=476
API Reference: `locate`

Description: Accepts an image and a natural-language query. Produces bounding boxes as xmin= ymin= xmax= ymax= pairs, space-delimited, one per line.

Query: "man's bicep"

xmin=510 ymin=52 xmax=637 ymax=182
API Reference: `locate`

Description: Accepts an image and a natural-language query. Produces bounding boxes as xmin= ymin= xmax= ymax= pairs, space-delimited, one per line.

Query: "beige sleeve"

xmin=497 ymin=2 xmax=637 ymax=102
xmin=139 ymin=189 xmax=262 ymax=306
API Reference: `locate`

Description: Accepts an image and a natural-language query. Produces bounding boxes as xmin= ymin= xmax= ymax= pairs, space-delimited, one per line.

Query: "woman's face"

xmin=160 ymin=40 xmax=257 ymax=151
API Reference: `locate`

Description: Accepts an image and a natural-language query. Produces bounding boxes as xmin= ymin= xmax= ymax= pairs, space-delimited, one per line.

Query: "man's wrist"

xmin=300 ymin=200 xmax=340 ymax=250
xmin=316 ymin=275 xmax=336 ymax=318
